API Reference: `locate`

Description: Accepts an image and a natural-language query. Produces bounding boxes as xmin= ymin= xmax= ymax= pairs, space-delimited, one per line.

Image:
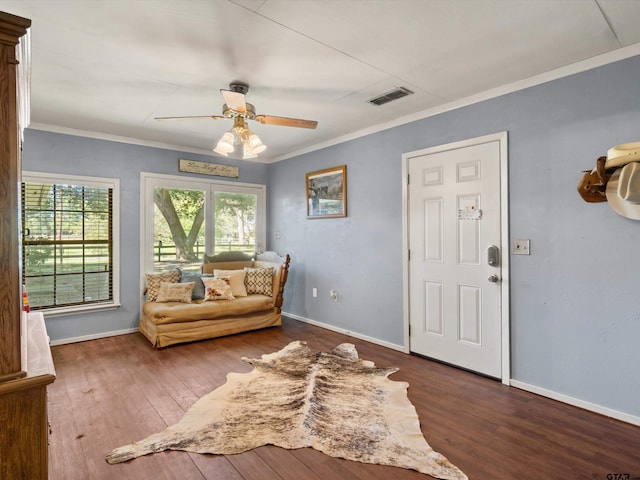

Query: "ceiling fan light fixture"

xmin=213 ymin=144 xmax=229 ymax=156
xmin=247 ymin=133 xmax=267 ymax=154
xmin=213 ymin=131 xmax=235 ymax=155
xmin=158 ymin=82 xmax=317 ymax=159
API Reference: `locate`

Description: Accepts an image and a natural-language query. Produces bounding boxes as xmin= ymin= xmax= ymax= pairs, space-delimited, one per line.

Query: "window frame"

xmin=139 ymin=172 xmax=266 ymax=291
xmin=21 ymin=171 xmax=121 ymax=317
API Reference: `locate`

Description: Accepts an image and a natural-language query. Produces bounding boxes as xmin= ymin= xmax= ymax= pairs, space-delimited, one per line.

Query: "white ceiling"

xmin=2 ymin=0 xmax=640 ymax=162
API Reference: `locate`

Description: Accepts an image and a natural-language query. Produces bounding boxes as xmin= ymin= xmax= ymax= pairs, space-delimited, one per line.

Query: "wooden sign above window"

xmin=179 ymin=159 xmax=239 ymax=178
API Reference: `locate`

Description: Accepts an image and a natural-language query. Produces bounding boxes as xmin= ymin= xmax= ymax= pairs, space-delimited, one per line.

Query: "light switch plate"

xmin=513 ymin=239 xmax=530 ymax=255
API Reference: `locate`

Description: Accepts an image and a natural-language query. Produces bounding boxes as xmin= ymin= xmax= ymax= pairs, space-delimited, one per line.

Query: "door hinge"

xmin=407 ymin=174 xmax=410 ymax=185
xmin=408 ymin=249 xmax=411 ymax=261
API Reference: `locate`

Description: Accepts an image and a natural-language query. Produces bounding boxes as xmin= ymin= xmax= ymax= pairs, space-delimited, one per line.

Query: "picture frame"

xmin=306 ymin=165 xmax=347 ymax=218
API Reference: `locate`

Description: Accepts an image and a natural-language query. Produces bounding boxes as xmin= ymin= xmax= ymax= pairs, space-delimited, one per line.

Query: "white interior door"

xmin=406 ymin=134 xmax=507 ymax=379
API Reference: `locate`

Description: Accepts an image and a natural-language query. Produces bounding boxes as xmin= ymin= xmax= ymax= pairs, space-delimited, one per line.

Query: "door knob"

xmin=488 ymin=274 xmax=500 ymax=283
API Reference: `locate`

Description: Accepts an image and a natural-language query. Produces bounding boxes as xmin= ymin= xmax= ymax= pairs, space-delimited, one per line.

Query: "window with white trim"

xmin=21 ymin=172 xmax=120 ymax=314
xmin=141 ymin=173 xmax=265 ymax=275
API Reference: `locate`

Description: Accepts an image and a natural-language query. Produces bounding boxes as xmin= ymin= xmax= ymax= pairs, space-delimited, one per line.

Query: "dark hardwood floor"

xmin=48 ymin=317 xmax=640 ymax=480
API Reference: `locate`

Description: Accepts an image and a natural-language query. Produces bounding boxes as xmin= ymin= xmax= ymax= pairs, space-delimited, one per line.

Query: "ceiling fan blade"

xmin=154 ymin=115 xmax=226 ymax=120
xmin=220 ymin=89 xmax=247 ymax=113
xmin=254 ymin=115 xmax=318 ymax=129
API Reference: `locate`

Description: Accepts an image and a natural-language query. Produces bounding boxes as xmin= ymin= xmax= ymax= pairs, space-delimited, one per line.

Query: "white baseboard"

xmin=283 ymin=312 xmax=405 ymax=352
xmin=510 ymin=379 xmax=640 ymax=427
xmin=49 ymin=328 xmax=139 ymax=346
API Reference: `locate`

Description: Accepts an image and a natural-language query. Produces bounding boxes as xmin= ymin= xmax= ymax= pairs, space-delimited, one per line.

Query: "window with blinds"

xmin=21 ymin=174 xmax=119 ymax=312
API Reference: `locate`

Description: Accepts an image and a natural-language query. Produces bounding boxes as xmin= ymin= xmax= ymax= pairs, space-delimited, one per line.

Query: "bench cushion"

xmin=143 ymin=294 xmax=274 ymax=326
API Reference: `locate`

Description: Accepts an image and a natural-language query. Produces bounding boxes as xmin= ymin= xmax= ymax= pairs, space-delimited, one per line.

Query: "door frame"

xmin=401 ymin=132 xmax=510 ymax=384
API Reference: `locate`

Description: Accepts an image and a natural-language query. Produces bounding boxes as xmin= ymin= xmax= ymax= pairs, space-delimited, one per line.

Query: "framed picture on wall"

xmin=306 ymin=165 xmax=347 ymax=218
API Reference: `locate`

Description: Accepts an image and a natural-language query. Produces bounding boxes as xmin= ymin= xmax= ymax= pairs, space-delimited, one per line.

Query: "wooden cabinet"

xmin=0 ymin=313 xmax=55 ymax=480
xmin=0 ymin=11 xmax=55 ymax=480
xmin=0 ymin=11 xmax=30 ymax=383
xmin=0 ymin=10 xmax=29 ymax=358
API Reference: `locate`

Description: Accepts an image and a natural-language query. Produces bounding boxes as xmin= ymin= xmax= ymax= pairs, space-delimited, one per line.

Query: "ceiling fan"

xmin=155 ymin=81 xmax=318 ymax=159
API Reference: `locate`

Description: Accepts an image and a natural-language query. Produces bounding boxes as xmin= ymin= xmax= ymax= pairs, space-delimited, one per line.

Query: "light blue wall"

xmin=22 ymin=55 xmax=640 ymax=419
xmin=268 ymin=55 xmax=640 ymax=418
xmin=22 ymin=131 xmax=269 ymax=342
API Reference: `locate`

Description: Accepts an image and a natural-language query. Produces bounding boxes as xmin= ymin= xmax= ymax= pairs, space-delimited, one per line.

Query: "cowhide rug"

xmin=106 ymin=341 xmax=467 ymax=480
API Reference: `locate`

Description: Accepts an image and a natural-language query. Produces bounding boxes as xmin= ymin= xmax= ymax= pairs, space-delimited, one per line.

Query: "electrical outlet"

xmin=274 ymin=231 xmax=280 ymax=240
xmin=330 ymin=289 xmax=338 ymax=302
xmin=513 ymin=239 xmax=530 ymax=255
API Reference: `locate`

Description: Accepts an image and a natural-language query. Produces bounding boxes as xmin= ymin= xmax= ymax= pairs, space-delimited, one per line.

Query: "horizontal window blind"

xmin=22 ymin=181 xmax=113 ymax=310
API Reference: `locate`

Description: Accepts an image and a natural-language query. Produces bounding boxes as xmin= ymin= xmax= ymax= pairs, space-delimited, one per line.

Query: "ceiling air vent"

xmin=368 ymin=86 xmax=414 ymax=106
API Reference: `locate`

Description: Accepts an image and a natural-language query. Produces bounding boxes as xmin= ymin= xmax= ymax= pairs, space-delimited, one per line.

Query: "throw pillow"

xmin=155 ymin=282 xmax=194 ymax=303
xmin=213 ymin=269 xmax=247 ymax=297
xmin=145 ymin=270 xmax=180 ymax=301
xmin=179 ymin=270 xmax=216 ymax=300
xmin=244 ymin=267 xmax=274 ymax=296
xmin=201 ymin=277 xmax=235 ymax=301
